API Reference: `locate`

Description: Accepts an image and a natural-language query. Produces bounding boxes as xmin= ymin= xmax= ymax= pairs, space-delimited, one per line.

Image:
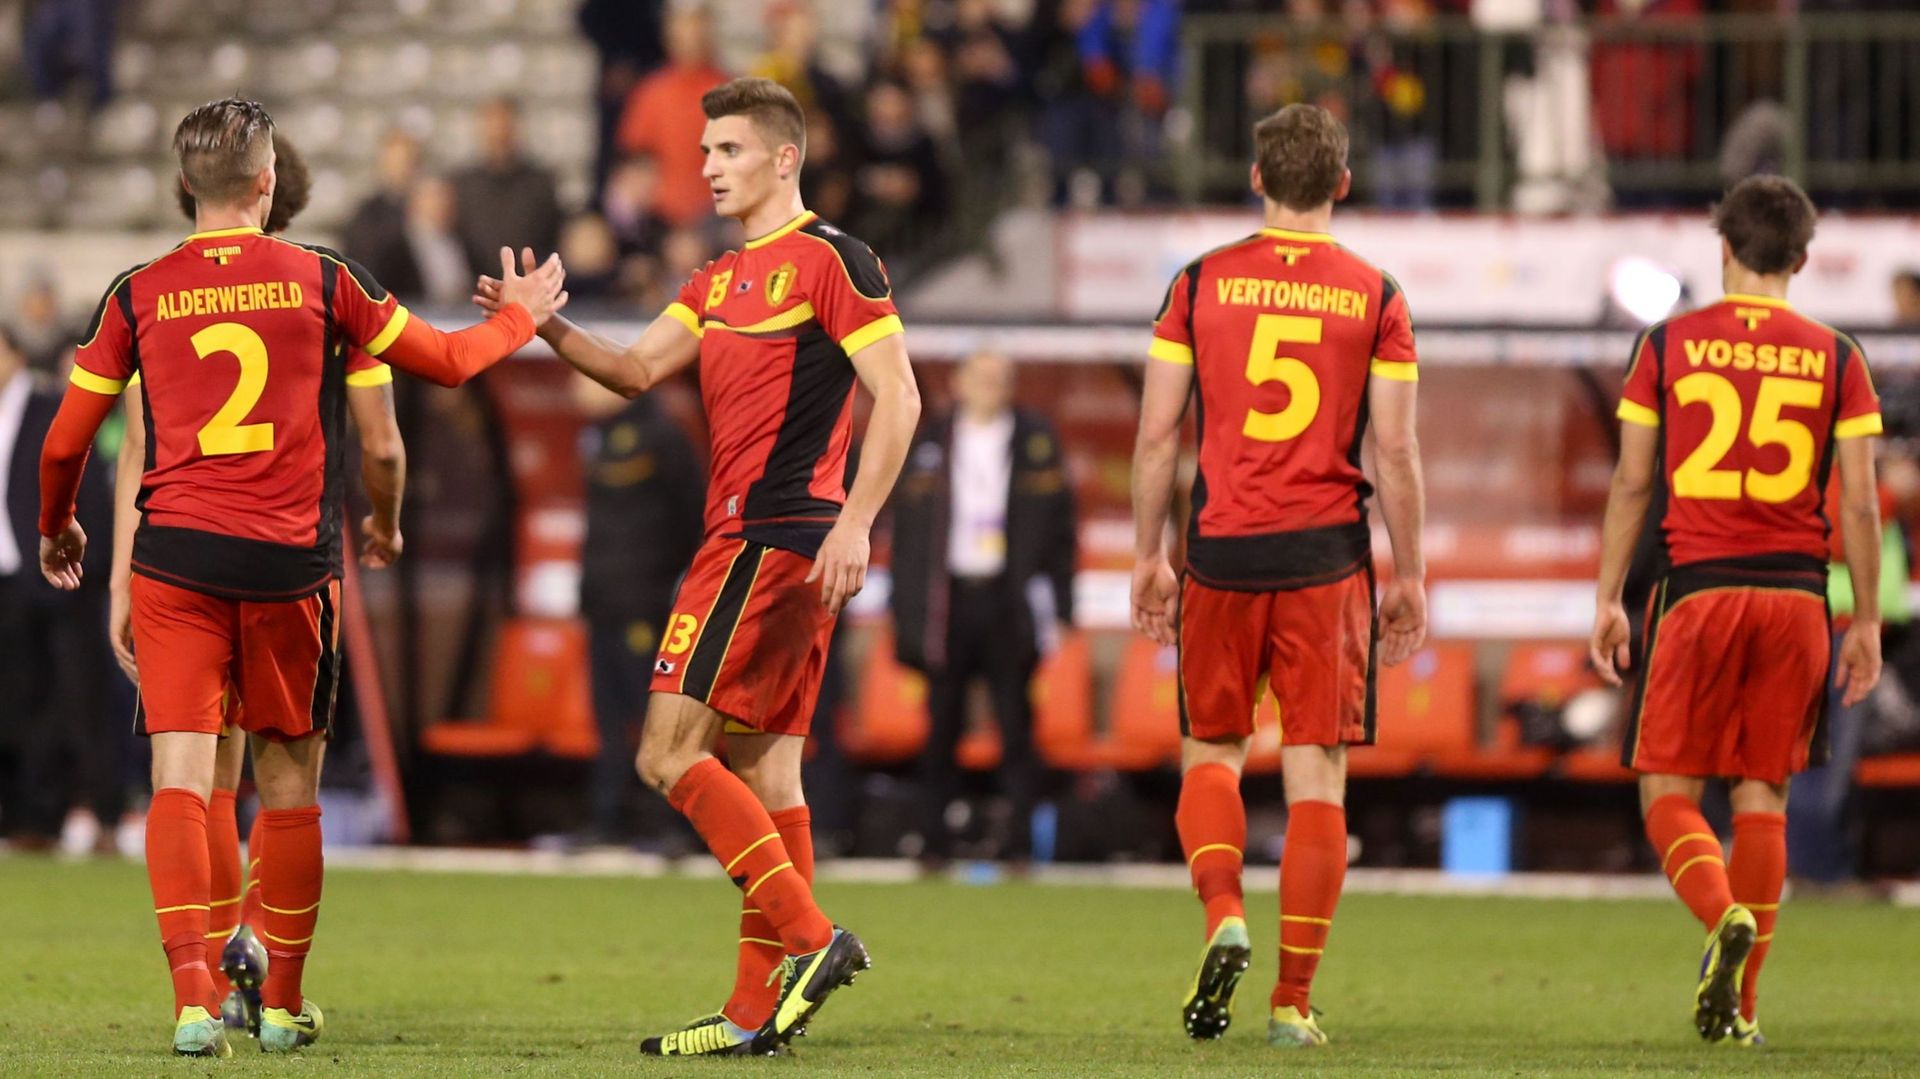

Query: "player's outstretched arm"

xmin=1834 ymin=434 xmax=1883 ymax=706
xmin=1129 ymin=356 xmax=1192 ymax=646
xmin=376 ymin=247 xmax=566 ymax=388
xmin=347 ymin=382 xmax=406 ymax=568
xmin=1590 ymin=421 xmax=1660 ymax=685
xmin=1368 ymin=376 xmax=1427 ymax=666
xmin=37 ymin=380 xmax=119 ymax=590
xmin=475 ymin=250 xmax=699 ymax=398
xmin=809 ymin=332 xmax=921 ymax=616
xmin=107 ymin=384 xmax=145 ymax=680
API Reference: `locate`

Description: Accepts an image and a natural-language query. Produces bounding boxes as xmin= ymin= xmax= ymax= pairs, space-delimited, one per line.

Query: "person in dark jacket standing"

xmin=575 ymin=376 xmax=705 ymax=847
xmin=890 ymin=350 xmax=1077 ymax=865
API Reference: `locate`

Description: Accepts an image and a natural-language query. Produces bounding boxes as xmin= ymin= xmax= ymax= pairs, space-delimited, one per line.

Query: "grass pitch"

xmin=0 ymin=857 xmax=1915 ymax=1076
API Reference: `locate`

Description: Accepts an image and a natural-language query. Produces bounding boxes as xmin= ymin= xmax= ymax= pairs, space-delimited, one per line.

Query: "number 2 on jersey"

xmin=1671 ymin=372 xmax=1823 ymax=503
xmin=1243 ymin=314 xmax=1322 ymax=442
xmin=191 ymin=322 xmax=275 ymax=456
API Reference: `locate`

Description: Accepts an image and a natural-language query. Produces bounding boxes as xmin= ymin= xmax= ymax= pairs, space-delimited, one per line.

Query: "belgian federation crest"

xmin=766 ymin=261 xmax=799 ymax=306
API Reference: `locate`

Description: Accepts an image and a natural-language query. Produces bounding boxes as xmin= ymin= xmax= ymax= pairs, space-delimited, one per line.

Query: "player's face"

xmin=702 ymin=115 xmax=787 ymax=220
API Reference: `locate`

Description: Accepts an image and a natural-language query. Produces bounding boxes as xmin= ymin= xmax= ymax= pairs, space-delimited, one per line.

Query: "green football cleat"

xmin=1723 ymin=1014 xmax=1766 ymax=1047
xmin=1267 ymin=1004 xmax=1328 ymax=1048
xmin=172 ymin=1005 xmax=233 ymax=1057
xmin=640 ymin=1012 xmax=761 ymax=1057
xmin=1183 ymin=916 xmax=1251 ymax=1040
xmin=751 ymin=927 xmax=870 ymax=1053
xmin=1694 ymin=905 xmax=1757 ymax=1043
xmin=258 ymin=1000 xmax=324 ymax=1053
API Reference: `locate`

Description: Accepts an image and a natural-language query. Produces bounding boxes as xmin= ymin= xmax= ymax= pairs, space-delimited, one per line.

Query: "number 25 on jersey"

xmin=1671 ymin=372 xmax=1822 ymax=504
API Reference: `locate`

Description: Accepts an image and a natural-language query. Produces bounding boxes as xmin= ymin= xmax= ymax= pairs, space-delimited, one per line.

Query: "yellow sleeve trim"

xmin=1835 ymin=413 xmax=1884 ymax=439
xmin=840 ymin=313 xmax=904 ymax=356
xmin=1148 ymin=337 xmax=1193 ymax=365
xmin=364 ymin=305 xmax=410 ymax=357
xmin=1617 ymin=399 xmax=1661 ymax=428
xmin=346 ymin=363 xmax=394 ymax=388
xmin=1370 ymin=357 xmax=1418 ymax=382
xmin=663 ymin=301 xmax=704 ymax=339
xmin=69 ymin=365 xmax=128 ymax=396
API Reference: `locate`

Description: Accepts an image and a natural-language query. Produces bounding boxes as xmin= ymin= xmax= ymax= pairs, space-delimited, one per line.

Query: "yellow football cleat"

xmin=172 ymin=1005 xmax=233 ymax=1057
xmin=1722 ymin=1014 xmax=1766 ymax=1047
xmin=1694 ymin=905 xmax=1757 ymax=1043
xmin=641 ymin=1013 xmax=760 ymax=1057
xmin=259 ymin=1000 xmax=324 ymax=1053
xmin=1267 ymin=1004 xmax=1328 ymax=1048
xmin=1183 ymin=916 xmax=1251 ymax=1040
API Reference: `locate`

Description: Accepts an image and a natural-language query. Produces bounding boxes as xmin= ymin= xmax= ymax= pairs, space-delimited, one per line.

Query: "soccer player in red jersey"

xmin=1130 ymin=104 xmax=1427 ymax=1048
xmin=1590 ymin=175 xmax=1883 ymax=1046
xmin=105 ymin=131 xmax=410 ymax=1042
xmin=477 ymin=77 xmax=920 ymax=1057
xmin=37 ymin=98 xmax=565 ymax=1057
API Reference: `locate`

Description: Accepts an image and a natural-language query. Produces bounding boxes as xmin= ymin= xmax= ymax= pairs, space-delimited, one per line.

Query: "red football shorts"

xmin=130 ymin=574 xmax=341 ymax=741
xmin=1177 ymin=568 xmax=1376 ymax=746
xmin=649 ymin=537 xmax=836 ymax=736
xmin=1624 ymin=564 xmax=1831 ymax=784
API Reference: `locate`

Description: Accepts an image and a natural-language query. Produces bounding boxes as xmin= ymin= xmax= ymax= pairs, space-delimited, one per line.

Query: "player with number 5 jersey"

xmin=36 ymin=98 xmax=566 ymax=1059
xmin=1130 ymin=104 xmax=1427 ymax=1050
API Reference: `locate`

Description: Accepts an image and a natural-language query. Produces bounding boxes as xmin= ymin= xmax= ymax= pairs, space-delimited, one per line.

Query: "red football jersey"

xmin=1150 ymin=226 xmax=1417 ymax=588
xmin=72 ymin=226 xmax=409 ymax=599
xmin=1619 ymin=294 xmax=1882 ymax=567
xmin=666 ymin=211 xmax=902 ymax=556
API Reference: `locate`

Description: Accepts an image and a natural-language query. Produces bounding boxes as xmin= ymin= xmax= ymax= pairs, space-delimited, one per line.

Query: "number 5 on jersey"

xmin=1243 ymin=313 xmax=1323 ymax=442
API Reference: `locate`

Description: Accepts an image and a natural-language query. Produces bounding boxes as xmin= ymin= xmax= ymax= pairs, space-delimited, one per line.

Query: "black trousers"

xmin=585 ymin=605 xmax=680 ymax=844
xmin=0 ymin=575 xmax=123 ymax=838
xmin=919 ymin=576 xmax=1041 ymax=860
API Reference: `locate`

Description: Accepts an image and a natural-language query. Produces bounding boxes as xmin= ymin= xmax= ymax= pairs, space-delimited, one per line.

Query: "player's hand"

xmin=38 ymin=521 xmax=86 ymax=591
xmin=492 ymin=247 xmax=569 ymax=327
xmin=360 ymin=515 xmax=403 ymax=569
xmin=1130 ymin=556 xmax=1178 ymax=647
xmin=1377 ymin=575 xmax=1427 ymax=666
xmin=807 ymin=519 xmax=869 ymax=616
xmin=109 ymin=582 xmax=138 ymax=685
xmin=1589 ymin=597 xmax=1632 ymax=687
xmin=1835 ymin=616 xmax=1883 ymax=708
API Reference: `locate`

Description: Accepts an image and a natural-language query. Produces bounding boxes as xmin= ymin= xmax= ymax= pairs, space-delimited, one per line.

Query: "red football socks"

xmin=238 ymin=812 xmax=265 ymax=934
xmin=1729 ymin=811 xmax=1786 ymax=1022
xmin=1176 ymin=762 xmax=1246 ymax=939
xmin=669 ymin=759 xmax=832 ymax=956
xmin=723 ymin=804 xmax=815 ymax=1028
xmin=256 ymin=806 xmax=323 ymax=1012
xmin=147 ymin=787 xmax=221 ymax=1017
xmin=1645 ymin=794 xmax=1734 ymax=929
xmin=1273 ymin=799 xmax=1346 ymax=1014
xmin=204 ymin=789 xmax=244 ymax=987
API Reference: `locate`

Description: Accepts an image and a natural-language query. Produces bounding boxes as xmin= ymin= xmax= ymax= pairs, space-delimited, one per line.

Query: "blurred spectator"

xmin=1893 ymin=270 xmax=1920 ymax=328
xmin=1360 ymin=0 xmax=1439 ymax=210
xmin=948 ymin=0 xmax=1023 ymax=137
xmin=452 ymin=97 xmax=564 ymax=277
xmin=854 ymin=80 xmax=951 ymax=256
xmin=0 ymin=330 xmax=117 ymax=851
xmin=1590 ymin=0 xmax=1703 ymax=202
xmin=405 ymin=177 xmax=477 ymax=307
xmin=576 ymin=0 xmax=669 ymax=198
xmin=1036 ymin=0 xmax=1181 ymax=205
xmin=342 ymin=129 xmax=426 ymax=298
xmin=800 ymin=111 xmax=858 ymax=224
xmin=602 ymin=155 xmax=672 ymax=258
xmin=616 ymin=6 xmax=730 ymax=228
xmin=900 ymin=37 xmax=960 ymax=148
xmin=23 ymin=0 xmax=116 ymax=111
xmin=640 ymin=224 xmax=720 ymax=311
xmin=752 ymin=2 xmax=854 ymax=131
xmin=558 ymin=213 xmax=624 ymax=302
xmin=573 ymin=374 xmax=704 ymax=848
xmin=8 ymin=279 xmax=74 ymax=376
xmin=889 ymin=350 xmax=1078 ymax=867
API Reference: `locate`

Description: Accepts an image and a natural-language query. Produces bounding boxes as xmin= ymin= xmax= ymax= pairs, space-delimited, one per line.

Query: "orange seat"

xmin=420 ymin=618 xmax=596 ymax=759
xmin=1448 ymin=642 xmax=1610 ymax=781
xmin=1856 ymin=753 xmax=1920 ymax=788
xmin=1032 ymin=632 xmax=1096 ymax=768
xmin=842 ymin=628 xmax=930 ymax=765
xmin=1095 ymin=637 xmax=1185 ymax=770
xmin=1353 ymin=642 xmax=1480 ymax=778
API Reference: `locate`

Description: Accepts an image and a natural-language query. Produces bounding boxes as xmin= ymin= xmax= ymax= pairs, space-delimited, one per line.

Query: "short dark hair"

xmin=178 ymin=131 xmax=310 ymax=233
xmin=701 ymin=77 xmax=806 ymax=161
xmin=1713 ymin=175 xmax=1817 ymax=276
xmin=1252 ymin=104 xmax=1348 ymax=211
xmin=173 ymin=97 xmax=276 ymax=208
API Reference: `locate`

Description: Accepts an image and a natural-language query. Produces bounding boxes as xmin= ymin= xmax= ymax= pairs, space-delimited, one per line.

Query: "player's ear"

xmin=1334 ymin=169 xmax=1353 ymax=203
xmin=780 ymin=142 xmax=801 ymax=180
xmin=1791 ymin=253 xmax=1809 ymax=276
xmin=1247 ymin=160 xmax=1262 ymax=201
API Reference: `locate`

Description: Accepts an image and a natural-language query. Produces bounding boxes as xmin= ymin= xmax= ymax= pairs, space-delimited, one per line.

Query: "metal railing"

xmin=1173 ymin=14 xmax=1920 ymax=210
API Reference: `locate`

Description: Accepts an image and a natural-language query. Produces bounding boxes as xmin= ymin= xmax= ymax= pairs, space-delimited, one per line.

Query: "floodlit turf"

xmin=1 ymin=858 xmax=1915 ymax=1076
